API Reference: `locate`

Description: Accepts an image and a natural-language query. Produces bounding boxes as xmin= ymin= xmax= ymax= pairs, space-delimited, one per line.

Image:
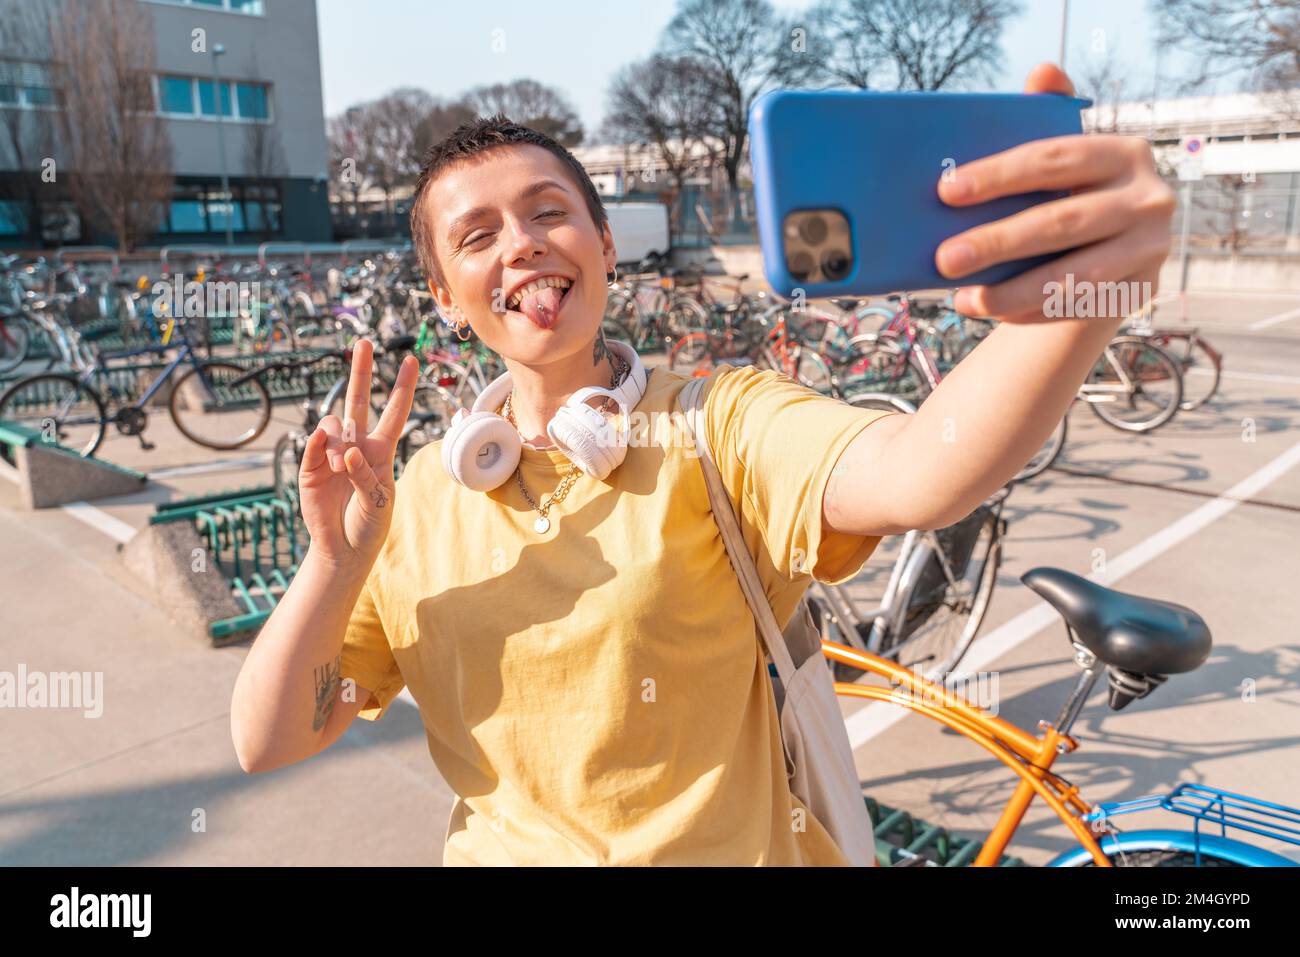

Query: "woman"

xmin=230 ymin=63 xmax=1176 ymax=866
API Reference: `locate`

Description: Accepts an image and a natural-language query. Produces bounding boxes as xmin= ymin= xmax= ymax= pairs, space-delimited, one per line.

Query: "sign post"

xmin=1177 ymin=136 xmax=1205 ymax=293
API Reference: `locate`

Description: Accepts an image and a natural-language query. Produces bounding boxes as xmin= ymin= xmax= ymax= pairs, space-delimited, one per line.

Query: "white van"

xmin=603 ymin=202 xmax=670 ymax=267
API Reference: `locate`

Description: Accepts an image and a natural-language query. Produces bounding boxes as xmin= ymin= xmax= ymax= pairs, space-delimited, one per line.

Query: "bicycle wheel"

xmin=846 ymin=392 xmax=916 ymax=416
xmin=937 ymin=314 xmax=993 ymax=368
xmin=1087 ymin=336 xmax=1183 ymax=433
xmin=806 ymin=589 xmax=872 ymax=684
xmin=273 ymin=430 xmax=304 ymax=516
xmin=668 ymin=332 xmax=718 ymax=378
xmin=663 ymin=295 xmax=709 ymax=341
xmin=602 ymin=290 xmax=641 ymax=343
xmin=0 ymin=372 xmax=107 ymax=462
xmin=168 ymin=361 xmax=272 ymax=450
xmin=883 ymin=507 xmax=1003 ymax=679
xmin=761 ymin=343 xmax=833 ymax=393
xmin=1160 ymin=332 xmax=1221 ymax=411
xmin=396 ymin=384 xmax=458 ymax=479
xmin=0 ymin=317 xmax=32 ymax=373
xmin=1082 ymin=848 xmax=1245 ymax=867
xmin=1013 ymin=413 xmax=1068 ymax=482
xmin=837 ymin=335 xmax=930 ymax=404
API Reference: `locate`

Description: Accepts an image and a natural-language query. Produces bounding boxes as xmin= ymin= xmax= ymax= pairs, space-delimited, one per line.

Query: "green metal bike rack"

xmin=150 ymin=484 xmax=306 ymax=640
xmin=864 ymin=795 xmax=1024 ymax=866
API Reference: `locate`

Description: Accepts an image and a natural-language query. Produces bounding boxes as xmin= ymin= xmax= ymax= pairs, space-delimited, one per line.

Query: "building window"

xmin=197 ymin=79 xmax=232 ymax=117
xmin=244 ymin=185 xmax=282 ymax=232
xmin=0 ymin=61 xmax=58 ymax=109
xmin=159 ymin=75 xmax=194 ymax=114
xmin=155 ymin=75 xmax=271 ymax=122
xmin=158 ymin=181 xmax=281 ymax=236
xmin=204 ymin=189 xmax=245 ymax=232
xmin=0 ymin=201 xmax=25 ymax=236
xmin=235 ymin=83 xmax=268 ymax=120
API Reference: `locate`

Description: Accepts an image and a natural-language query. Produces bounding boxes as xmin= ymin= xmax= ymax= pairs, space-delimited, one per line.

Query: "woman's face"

xmin=424 ymin=144 xmax=616 ymax=367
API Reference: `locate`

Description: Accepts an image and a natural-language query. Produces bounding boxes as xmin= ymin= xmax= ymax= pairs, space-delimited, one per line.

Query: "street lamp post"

xmin=211 ymin=43 xmax=233 ymax=248
xmin=1058 ymin=0 xmax=1069 ymax=70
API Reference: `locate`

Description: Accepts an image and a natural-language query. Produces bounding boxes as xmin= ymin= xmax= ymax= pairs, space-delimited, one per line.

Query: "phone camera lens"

xmin=798 ymin=215 xmax=829 ymax=246
xmin=788 ymin=251 xmax=815 ymax=281
xmin=820 ymin=249 xmax=851 ymax=281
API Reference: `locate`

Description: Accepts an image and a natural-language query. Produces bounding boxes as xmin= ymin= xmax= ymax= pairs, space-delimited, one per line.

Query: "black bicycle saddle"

xmin=1021 ymin=567 xmax=1211 ymax=676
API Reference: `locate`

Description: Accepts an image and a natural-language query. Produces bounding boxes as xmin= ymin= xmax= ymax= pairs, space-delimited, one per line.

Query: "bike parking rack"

xmin=0 ymin=417 xmax=147 ymax=508
xmin=131 ymin=484 xmax=305 ymax=643
xmin=864 ymin=795 xmax=1025 ymax=866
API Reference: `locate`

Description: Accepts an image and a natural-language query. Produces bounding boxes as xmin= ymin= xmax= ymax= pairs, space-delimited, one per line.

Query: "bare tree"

xmin=243 ymin=121 xmax=286 ymax=240
xmin=1077 ymin=44 xmax=1131 ymax=134
xmin=327 ymin=108 xmax=369 ymax=215
xmin=0 ymin=0 xmax=56 ymax=243
xmin=239 ymin=51 xmax=286 ymax=240
xmin=47 ymin=0 xmax=172 ymax=252
xmin=457 ymin=79 xmax=584 ymax=146
xmin=808 ymin=0 xmax=1022 ymax=92
xmin=660 ymin=0 xmax=815 ymax=189
xmin=1189 ymin=173 xmax=1255 ymax=252
xmin=363 ymin=87 xmax=435 ymax=230
xmin=603 ymin=54 xmax=725 ymax=188
xmin=328 ymin=88 xmax=432 ymax=233
xmin=1151 ymin=0 xmax=1300 ymax=92
xmin=412 ymin=100 xmax=478 ymax=163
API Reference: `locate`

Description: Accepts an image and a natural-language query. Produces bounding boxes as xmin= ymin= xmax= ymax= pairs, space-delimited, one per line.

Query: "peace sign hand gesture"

xmin=298 ymin=339 xmax=419 ymax=575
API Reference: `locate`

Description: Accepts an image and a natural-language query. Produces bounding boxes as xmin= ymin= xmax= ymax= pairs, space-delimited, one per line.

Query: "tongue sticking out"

xmin=518 ymin=285 xmax=566 ymax=329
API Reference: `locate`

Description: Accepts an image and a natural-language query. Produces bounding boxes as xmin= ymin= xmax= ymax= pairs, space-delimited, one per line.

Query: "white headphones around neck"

xmin=441 ymin=338 xmax=648 ymax=491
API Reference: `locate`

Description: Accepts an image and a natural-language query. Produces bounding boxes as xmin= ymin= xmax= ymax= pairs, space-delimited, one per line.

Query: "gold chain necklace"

xmin=503 ymin=352 xmax=630 ymax=534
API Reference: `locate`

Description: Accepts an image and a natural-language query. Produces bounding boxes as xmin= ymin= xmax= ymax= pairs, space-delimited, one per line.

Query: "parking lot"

xmin=2 ymin=288 xmax=1298 ymax=866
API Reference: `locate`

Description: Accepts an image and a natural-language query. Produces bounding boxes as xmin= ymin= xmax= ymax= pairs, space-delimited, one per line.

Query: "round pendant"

xmin=533 ymin=515 xmax=551 ymax=534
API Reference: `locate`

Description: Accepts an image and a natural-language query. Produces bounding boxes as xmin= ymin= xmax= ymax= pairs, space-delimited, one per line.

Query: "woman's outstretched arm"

xmin=822 ymin=63 xmax=1176 ymax=537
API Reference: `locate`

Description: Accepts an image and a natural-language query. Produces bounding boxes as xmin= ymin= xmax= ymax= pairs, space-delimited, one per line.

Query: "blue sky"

xmin=317 ymin=0 xmax=1211 ymax=136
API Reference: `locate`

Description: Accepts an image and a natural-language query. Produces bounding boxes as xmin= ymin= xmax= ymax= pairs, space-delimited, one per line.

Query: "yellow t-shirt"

xmin=340 ymin=363 xmax=892 ymax=865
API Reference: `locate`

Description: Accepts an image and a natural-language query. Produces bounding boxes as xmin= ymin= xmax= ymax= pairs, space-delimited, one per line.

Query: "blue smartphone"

xmin=748 ymin=89 xmax=1091 ymax=298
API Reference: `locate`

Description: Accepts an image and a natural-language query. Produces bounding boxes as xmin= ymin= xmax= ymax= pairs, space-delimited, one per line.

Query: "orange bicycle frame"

xmin=824 ymin=638 xmax=1114 ymax=866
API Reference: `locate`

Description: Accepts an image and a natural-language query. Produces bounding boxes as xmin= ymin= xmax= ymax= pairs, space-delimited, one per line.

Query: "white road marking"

xmin=59 ymin=500 xmax=137 ymax=544
xmin=1248 ymin=306 xmax=1300 ymax=332
xmin=1185 ymin=367 xmax=1300 ymax=386
xmin=149 ymin=453 xmax=273 ymax=479
xmin=845 ymin=436 xmax=1300 ymax=750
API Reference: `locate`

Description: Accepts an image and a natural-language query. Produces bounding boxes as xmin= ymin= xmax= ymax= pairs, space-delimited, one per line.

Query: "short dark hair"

xmin=409 ymin=113 xmax=607 ymax=288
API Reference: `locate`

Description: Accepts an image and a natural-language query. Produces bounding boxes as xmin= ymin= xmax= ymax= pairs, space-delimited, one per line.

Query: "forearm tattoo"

xmin=313 ymin=655 xmax=341 ymax=732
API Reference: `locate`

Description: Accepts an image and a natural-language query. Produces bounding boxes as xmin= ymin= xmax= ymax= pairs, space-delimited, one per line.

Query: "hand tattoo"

xmin=313 ymin=655 xmax=341 ymax=732
xmin=370 ymin=486 xmax=388 ymax=509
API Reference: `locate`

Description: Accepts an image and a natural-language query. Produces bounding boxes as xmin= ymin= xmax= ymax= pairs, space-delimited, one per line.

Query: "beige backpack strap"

xmin=677 ymin=375 xmax=799 ymax=688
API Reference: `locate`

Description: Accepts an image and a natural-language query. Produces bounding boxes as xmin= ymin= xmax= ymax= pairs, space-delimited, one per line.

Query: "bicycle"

xmin=1124 ymin=295 xmax=1223 ymax=412
xmin=602 ymin=265 xmax=702 ymax=352
xmin=667 ymin=299 xmax=833 ymax=392
xmin=807 ymin=395 xmax=1010 ymax=684
xmin=0 ymin=309 xmax=272 ymax=461
xmin=825 ymin=565 xmax=1300 ymax=866
xmin=413 ymin=318 xmax=505 ymax=408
